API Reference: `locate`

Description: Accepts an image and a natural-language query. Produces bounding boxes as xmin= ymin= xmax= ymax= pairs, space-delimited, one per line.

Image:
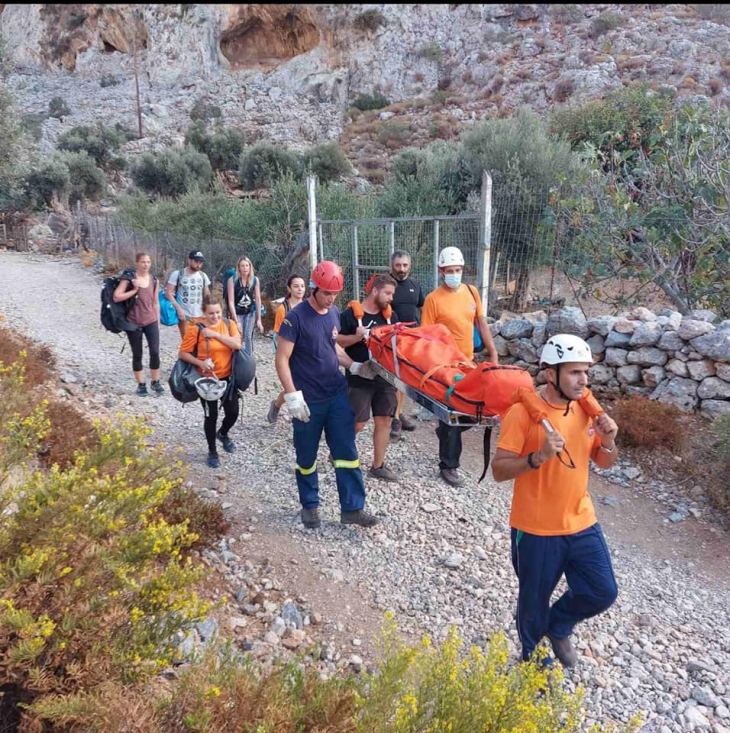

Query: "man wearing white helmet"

xmin=491 ymin=334 xmax=620 ymax=669
xmin=421 ymin=246 xmax=498 ymax=487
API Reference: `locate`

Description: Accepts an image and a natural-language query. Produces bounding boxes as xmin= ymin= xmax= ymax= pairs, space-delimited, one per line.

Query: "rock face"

xmin=1 ymin=4 xmax=729 ymax=155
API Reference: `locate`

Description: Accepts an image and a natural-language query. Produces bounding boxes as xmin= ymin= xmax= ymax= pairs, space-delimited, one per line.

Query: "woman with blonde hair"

xmin=226 ymin=255 xmax=263 ymax=356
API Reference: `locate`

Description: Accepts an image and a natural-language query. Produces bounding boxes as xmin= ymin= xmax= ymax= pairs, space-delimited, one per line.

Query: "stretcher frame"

xmin=368 ymin=358 xmax=500 ymax=428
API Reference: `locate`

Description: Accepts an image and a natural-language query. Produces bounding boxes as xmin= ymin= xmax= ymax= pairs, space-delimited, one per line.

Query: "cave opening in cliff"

xmin=219 ymin=6 xmax=319 ymax=68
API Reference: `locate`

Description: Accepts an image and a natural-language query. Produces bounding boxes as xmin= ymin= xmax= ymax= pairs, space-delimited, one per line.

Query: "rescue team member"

xmin=267 ymin=274 xmax=307 ymax=423
xmin=389 ymin=250 xmax=424 ymax=440
xmin=491 ymin=334 xmax=619 ymax=668
xmin=112 ymin=251 xmax=163 ymax=397
xmin=165 ymin=250 xmax=211 ymax=339
xmin=337 ymin=273 xmax=400 ymax=482
xmin=275 ymin=260 xmax=380 ymax=530
xmin=421 ymin=246 xmax=498 ymax=487
xmin=178 ymin=297 xmax=242 ymax=468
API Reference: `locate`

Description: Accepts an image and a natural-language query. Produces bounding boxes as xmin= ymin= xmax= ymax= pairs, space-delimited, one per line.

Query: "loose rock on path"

xmin=1 ymin=252 xmax=728 ymax=732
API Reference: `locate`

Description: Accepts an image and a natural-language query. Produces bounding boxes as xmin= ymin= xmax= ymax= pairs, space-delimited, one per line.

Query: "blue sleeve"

xmin=278 ymin=308 xmax=299 ymax=344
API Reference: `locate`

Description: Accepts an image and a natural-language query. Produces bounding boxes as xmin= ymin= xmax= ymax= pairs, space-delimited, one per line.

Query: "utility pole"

xmin=132 ymin=10 xmax=143 ymax=139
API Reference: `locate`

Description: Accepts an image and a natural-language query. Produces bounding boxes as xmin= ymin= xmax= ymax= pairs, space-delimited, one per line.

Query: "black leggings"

xmin=201 ymin=391 xmax=239 ymax=453
xmin=127 ymin=322 xmax=160 ymax=372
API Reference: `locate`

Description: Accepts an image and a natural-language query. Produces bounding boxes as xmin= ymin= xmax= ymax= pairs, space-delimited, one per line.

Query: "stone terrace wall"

xmin=491 ymin=306 xmax=730 ymax=418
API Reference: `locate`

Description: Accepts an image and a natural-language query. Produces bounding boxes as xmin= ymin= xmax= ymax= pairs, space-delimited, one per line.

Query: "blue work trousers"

xmin=292 ymin=390 xmax=366 ymax=513
xmin=510 ymin=523 xmax=618 ymax=661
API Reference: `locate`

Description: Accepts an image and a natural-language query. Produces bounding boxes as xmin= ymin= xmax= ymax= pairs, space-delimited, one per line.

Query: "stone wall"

xmin=491 ymin=306 xmax=730 ymax=418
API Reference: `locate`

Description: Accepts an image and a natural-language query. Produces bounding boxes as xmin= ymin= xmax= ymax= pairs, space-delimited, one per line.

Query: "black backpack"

xmin=100 ymin=269 xmax=154 ymax=334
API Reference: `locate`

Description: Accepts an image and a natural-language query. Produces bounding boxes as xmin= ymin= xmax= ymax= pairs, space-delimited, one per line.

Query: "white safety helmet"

xmin=437 ymin=246 xmax=465 ymax=268
xmin=540 ymin=334 xmax=593 ymax=366
xmin=195 ymin=376 xmax=228 ymax=402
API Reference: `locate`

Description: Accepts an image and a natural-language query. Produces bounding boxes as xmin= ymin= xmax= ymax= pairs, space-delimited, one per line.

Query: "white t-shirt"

xmin=167 ymin=268 xmax=211 ymax=318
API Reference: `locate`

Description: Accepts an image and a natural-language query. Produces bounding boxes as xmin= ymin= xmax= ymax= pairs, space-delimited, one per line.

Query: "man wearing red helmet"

xmin=275 ymin=260 xmax=380 ymax=529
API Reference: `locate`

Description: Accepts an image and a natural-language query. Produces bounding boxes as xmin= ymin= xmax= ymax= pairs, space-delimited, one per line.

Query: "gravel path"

xmin=1 ymin=251 xmax=729 ymax=732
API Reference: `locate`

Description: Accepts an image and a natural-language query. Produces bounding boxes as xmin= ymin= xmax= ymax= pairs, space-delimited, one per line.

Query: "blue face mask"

xmin=444 ymin=272 xmax=462 ymax=289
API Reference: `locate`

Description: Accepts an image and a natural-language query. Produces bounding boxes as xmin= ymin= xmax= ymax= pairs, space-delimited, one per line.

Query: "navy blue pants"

xmin=510 ymin=523 xmax=618 ymax=662
xmin=292 ymin=389 xmax=366 ymax=513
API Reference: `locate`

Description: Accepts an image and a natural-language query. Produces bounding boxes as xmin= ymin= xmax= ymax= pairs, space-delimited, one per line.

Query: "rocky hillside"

xmin=2 ymin=4 xmax=729 ymax=178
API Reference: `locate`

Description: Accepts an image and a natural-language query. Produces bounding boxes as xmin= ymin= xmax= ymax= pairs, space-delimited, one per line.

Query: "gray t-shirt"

xmin=167 ymin=268 xmax=211 ymax=318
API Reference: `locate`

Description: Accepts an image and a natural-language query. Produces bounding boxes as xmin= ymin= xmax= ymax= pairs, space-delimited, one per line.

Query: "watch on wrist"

xmin=527 ymin=452 xmax=539 ymax=469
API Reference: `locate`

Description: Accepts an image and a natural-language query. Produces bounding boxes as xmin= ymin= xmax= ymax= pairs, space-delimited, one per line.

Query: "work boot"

xmin=400 ymin=413 xmax=417 ymax=431
xmin=439 ymin=468 xmax=465 ymax=488
xmin=390 ymin=418 xmax=402 ymax=441
xmin=301 ymin=507 xmax=321 ymax=529
xmin=267 ymin=400 xmax=280 ymax=424
xmin=136 ymin=383 xmax=149 ymax=397
xmin=216 ymin=430 xmax=235 ymax=454
xmin=368 ymin=464 xmax=398 ymax=482
xmin=548 ymin=634 xmax=578 ymax=668
xmin=340 ymin=509 xmax=379 ymax=527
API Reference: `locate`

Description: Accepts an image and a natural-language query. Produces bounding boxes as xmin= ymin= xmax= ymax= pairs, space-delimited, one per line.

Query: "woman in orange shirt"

xmin=267 ymin=274 xmax=306 ymax=423
xmin=179 ymin=297 xmax=242 ymax=468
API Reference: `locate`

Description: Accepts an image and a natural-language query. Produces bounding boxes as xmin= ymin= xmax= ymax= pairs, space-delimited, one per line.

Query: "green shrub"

xmin=20 ymin=112 xmax=48 ymax=142
xmin=589 ymin=11 xmax=626 ymax=37
xmin=131 ymin=147 xmax=213 ymax=198
xmin=48 ymin=95 xmax=70 ymax=119
xmin=185 ymin=121 xmax=245 ymax=171
xmin=301 ymin=141 xmax=351 ymax=183
xmin=190 ymin=97 xmax=222 ymax=123
xmin=24 ymin=156 xmax=71 ymax=207
xmin=693 ymin=3 xmax=730 ymax=25
xmin=99 ymin=73 xmax=120 ymax=88
xmin=350 ymin=92 xmax=391 ymax=111
xmin=57 ymin=124 xmax=130 ymax=169
xmin=550 ymin=4 xmax=584 ymax=23
xmin=58 ymin=150 xmax=106 ymax=203
xmin=353 ymin=8 xmax=387 ymax=32
xmin=418 ymin=41 xmax=444 ymax=63
xmin=238 ymin=141 xmax=302 ymax=190
xmin=377 ymin=120 xmax=410 ymax=147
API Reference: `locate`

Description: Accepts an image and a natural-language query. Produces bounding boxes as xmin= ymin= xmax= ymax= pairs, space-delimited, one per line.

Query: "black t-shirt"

xmin=233 ymin=276 xmax=257 ymax=315
xmin=340 ymin=306 xmax=400 ymax=388
xmin=391 ymin=276 xmax=425 ymax=325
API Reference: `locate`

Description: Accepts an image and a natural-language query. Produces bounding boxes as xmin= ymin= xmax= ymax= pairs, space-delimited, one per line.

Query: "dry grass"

xmin=42 ymin=399 xmax=99 ymax=468
xmin=608 ymin=396 xmax=685 ymax=452
xmin=708 ymin=77 xmax=723 ymax=95
xmin=157 ymin=484 xmax=230 ymax=550
xmin=679 ymin=75 xmax=698 ymax=90
xmin=0 ymin=326 xmax=55 ymax=384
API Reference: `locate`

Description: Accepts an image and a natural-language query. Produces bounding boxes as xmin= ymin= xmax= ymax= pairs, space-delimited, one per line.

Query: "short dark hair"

xmin=370 ymin=273 xmax=397 ymax=291
xmin=390 ymin=250 xmax=411 ymax=264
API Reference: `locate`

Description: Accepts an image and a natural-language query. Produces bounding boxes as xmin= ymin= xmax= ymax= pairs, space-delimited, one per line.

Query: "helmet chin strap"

xmin=552 ymin=365 xmax=573 ymax=416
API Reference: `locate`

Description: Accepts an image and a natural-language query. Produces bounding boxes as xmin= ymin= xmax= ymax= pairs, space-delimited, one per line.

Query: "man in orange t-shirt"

xmin=421 ymin=246 xmax=498 ymax=487
xmin=492 ymin=334 xmax=619 ymax=668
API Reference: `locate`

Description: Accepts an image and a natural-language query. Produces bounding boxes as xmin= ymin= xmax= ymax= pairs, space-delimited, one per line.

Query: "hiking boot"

xmin=136 ymin=383 xmax=149 ymax=397
xmin=390 ymin=418 xmax=402 ymax=441
xmin=267 ymin=400 xmax=280 ymax=424
xmin=400 ymin=413 xmax=417 ymax=431
xmin=207 ymin=452 xmax=220 ymax=469
xmin=368 ymin=464 xmax=398 ymax=482
xmin=216 ymin=430 xmax=236 ymax=454
xmin=150 ymin=380 xmax=165 ymax=395
xmin=301 ymin=507 xmax=321 ymax=529
xmin=548 ymin=634 xmax=578 ymax=668
xmin=341 ymin=509 xmax=379 ymax=527
xmin=440 ymin=468 xmax=465 ymax=488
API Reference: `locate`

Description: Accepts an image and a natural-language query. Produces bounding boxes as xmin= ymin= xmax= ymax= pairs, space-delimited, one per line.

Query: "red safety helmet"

xmin=310 ymin=260 xmax=344 ymax=292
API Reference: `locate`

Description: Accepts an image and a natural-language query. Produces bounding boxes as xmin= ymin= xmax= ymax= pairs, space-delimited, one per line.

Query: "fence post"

xmin=478 ymin=170 xmax=493 ymax=311
xmin=433 ymin=219 xmax=440 ymax=290
xmin=318 ymin=222 xmax=323 ymax=261
xmin=306 ymin=175 xmax=318 ymax=271
xmin=389 ymin=221 xmax=395 ymax=257
xmin=352 ymin=225 xmax=360 ymax=300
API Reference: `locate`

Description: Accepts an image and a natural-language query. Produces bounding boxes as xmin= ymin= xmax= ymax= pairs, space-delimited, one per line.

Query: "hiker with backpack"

xmin=267 ymin=274 xmax=307 ymax=423
xmin=165 ymin=250 xmax=211 ymax=339
xmin=491 ymin=334 xmax=619 ymax=669
xmin=389 ymin=250 xmax=424 ymax=441
xmin=226 ymin=256 xmax=263 ymax=357
xmin=177 ymin=295 xmax=242 ymax=468
xmin=421 ymin=246 xmax=499 ymax=487
xmin=112 ymin=252 xmax=163 ymax=397
xmin=275 ymin=260 xmax=380 ymax=530
xmin=337 ymin=273 xmax=400 ymax=483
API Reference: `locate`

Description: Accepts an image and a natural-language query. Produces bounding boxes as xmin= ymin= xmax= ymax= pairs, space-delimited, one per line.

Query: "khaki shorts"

xmin=348 ymin=380 xmax=398 ymax=423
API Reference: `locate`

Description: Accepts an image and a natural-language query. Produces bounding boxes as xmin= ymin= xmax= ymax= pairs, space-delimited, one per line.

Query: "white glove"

xmin=284 ymin=390 xmax=311 ymax=422
xmin=350 ymin=361 xmax=376 ymax=380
